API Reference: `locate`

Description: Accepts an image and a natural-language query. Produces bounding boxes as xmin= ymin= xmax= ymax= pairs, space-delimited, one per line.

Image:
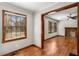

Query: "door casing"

xmin=41 ymin=2 xmax=79 ymax=55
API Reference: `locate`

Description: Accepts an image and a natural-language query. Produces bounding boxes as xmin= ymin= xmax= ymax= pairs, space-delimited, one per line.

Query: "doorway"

xmin=41 ymin=3 xmax=79 ymax=55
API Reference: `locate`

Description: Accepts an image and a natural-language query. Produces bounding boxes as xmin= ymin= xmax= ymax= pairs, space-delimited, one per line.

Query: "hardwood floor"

xmin=15 ymin=36 xmax=77 ymax=56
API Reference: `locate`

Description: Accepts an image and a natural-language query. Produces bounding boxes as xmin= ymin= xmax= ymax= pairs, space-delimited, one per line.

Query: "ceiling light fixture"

xmin=67 ymin=13 xmax=77 ymax=20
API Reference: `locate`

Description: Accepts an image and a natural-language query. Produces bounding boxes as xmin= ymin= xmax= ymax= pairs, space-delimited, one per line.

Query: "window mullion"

xmin=16 ymin=16 xmax=17 ymax=38
xmin=10 ymin=15 xmax=13 ymax=39
xmin=20 ymin=17 xmax=21 ymax=37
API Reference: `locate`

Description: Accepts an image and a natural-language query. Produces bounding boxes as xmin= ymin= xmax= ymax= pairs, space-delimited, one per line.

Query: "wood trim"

xmin=3 ymin=44 xmax=33 ymax=56
xmin=56 ymin=35 xmax=65 ymax=37
xmin=32 ymin=45 xmax=41 ymax=50
xmin=2 ymin=10 xmax=27 ymax=43
xmin=3 ymin=44 xmax=41 ymax=56
xmin=41 ymin=14 xmax=44 ymax=49
xmin=3 ymin=10 xmax=26 ymax=16
xmin=2 ymin=10 xmax=5 ymax=43
xmin=2 ymin=37 xmax=27 ymax=43
xmin=41 ymin=2 xmax=79 ymax=55
xmin=24 ymin=16 xmax=27 ymax=38
xmin=43 ymin=2 xmax=78 ymax=15
xmin=77 ymin=3 xmax=79 ymax=55
xmin=45 ymin=35 xmax=64 ymax=41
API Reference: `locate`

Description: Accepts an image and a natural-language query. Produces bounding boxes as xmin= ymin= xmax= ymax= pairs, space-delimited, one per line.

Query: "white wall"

xmin=34 ymin=2 xmax=74 ymax=48
xmin=0 ymin=3 xmax=34 ymax=55
xmin=34 ymin=12 xmax=41 ymax=47
xmin=44 ymin=17 xmax=58 ymax=40
xmin=58 ymin=18 xmax=77 ymax=36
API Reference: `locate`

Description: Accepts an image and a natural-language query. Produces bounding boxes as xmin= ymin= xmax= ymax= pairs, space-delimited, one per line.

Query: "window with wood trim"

xmin=48 ymin=21 xmax=57 ymax=33
xmin=2 ymin=10 xmax=27 ymax=43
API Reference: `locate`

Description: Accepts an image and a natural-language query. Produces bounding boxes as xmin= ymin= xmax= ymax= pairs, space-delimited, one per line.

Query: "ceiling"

xmin=47 ymin=7 xmax=77 ymax=20
xmin=8 ymin=2 xmax=58 ymax=12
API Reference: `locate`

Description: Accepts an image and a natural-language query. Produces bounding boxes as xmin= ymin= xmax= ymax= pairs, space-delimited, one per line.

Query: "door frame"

xmin=41 ymin=2 xmax=79 ymax=55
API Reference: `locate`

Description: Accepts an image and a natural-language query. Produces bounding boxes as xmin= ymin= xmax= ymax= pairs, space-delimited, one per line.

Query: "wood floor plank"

xmin=15 ymin=36 xmax=77 ymax=56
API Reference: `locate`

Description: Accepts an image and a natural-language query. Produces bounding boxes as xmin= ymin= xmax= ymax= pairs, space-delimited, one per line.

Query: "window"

xmin=48 ymin=21 xmax=57 ymax=33
xmin=2 ymin=10 xmax=27 ymax=43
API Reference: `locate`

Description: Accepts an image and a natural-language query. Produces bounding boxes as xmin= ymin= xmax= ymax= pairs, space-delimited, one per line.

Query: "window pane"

xmin=20 ymin=26 xmax=25 ymax=37
xmin=48 ymin=21 xmax=52 ymax=33
xmin=21 ymin=17 xmax=25 ymax=26
xmin=20 ymin=17 xmax=26 ymax=37
xmin=11 ymin=15 xmax=17 ymax=39
xmin=16 ymin=16 xmax=21 ymax=38
xmin=5 ymin=14 xmax=12 ymax=40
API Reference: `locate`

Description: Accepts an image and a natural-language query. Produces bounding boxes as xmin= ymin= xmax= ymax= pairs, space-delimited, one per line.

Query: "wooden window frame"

xmin=48 ymin=21 xmax=57 ymax=33
xmin=2 ymin=10 xmax=27 ymax=43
